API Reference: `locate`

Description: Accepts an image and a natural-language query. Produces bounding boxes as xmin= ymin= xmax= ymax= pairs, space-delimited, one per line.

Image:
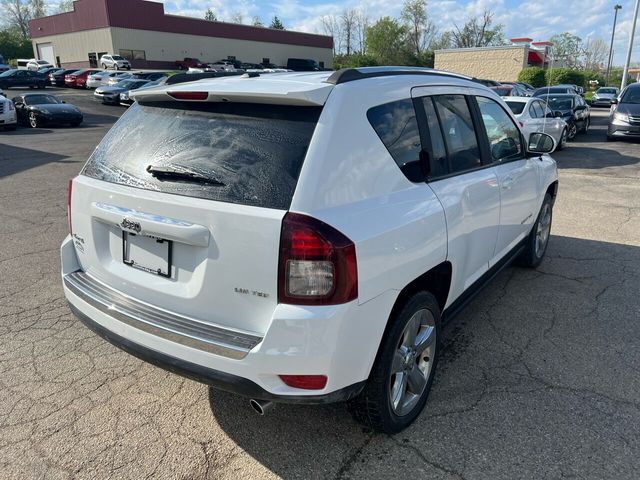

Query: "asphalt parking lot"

xmin=1 ymin=88 xmax=639 ymax=479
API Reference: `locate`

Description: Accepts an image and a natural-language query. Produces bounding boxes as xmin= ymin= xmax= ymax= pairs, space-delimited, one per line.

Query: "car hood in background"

xmin=594 ymin=93 xmax=616 ymax=99
xmin=614 ymin=103 xmax=640 ymax=116
xmin=96 ymin=86 xmax=127 ymax=94
xmin=28 ymin=103 xmax=81 ymax=115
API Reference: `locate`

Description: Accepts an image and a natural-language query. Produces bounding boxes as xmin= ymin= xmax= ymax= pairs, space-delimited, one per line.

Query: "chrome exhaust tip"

xmin=249 ymin=398 xmax=274 ymax=415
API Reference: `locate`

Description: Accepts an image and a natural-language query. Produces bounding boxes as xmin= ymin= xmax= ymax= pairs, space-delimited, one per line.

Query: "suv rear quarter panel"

xmin=292 ymin=77 xmax=448 ymax=306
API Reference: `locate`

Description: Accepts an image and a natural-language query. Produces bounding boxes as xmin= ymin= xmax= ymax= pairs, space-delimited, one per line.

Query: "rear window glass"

xmin=505 ymin=101 xmax=525 ymax=115
xmin=367 ymin=99 xmax=423 ymax=182
xmin=82 ymin=102 xmax=321 ymax=209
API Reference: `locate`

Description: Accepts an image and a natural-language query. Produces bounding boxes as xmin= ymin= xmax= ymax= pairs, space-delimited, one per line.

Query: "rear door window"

xmin=82 ymin=102 xmax=321 ymax=210
xmin=367 ymin=99 xmax=423 ymax=182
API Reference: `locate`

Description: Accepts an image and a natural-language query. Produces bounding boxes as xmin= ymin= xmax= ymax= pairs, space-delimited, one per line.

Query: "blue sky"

xmin=163 ymin=0 xmax=638 ymax=65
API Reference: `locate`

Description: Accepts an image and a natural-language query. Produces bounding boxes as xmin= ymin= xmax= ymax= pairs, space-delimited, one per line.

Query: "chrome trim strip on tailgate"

xmin=64 ymin=271 xmax=263 ymax=359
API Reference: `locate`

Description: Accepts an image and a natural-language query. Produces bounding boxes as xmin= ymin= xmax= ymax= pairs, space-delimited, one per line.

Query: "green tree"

xmin=518 ymin=67 xmax=546 ymax=88
xmin=450 ymin=11 xmax=504 ymax=48
xmin=546 ymin=67 xmax=586 ymax=88
xmin=270 ymin=16 xmax=284 ymax=30
xmin=204 ymin=8 xmax=216 ymax=21
xmin=252 ymin=16 xmax=263 ymax=27
xmin=366 ymin=17 xmax=409 ymax=65
xmin=0 ymin=26 xmax=33 ymax=60
xmin=333 ymin=52 xmax=378 ymax=69
xmin=401 ymin=0 xmax=435 ymax=56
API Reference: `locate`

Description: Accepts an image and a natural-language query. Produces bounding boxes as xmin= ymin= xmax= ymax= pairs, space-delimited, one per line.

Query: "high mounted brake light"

xmin=278 ymin=213 xmax=357 ymax=305
xmin=167 ymin=91 xmax=208 ymax=101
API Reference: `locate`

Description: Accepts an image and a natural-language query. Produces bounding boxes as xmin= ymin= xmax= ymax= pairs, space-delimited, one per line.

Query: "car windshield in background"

xmin=116 ymin=80 xmax=146 ymax=89
xmin=493 ymin=87 xmax=511 ymax=97
xmin=597 ymin=88 xmax=617 ymax=95
xmin=505 ymin=101 xmax=526 ymax=114
xmin=542 ymin=96 xmax=574 ymax=111
xmin=82 ymin=102 xmax=322 ymax=209
xmin=620 ymin=88 xmax=640 ymax=104
xmin=25 ymin=94 xmax=61 ymax=105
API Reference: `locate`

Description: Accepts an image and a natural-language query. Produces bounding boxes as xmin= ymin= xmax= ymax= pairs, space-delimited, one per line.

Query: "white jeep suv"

xmin=61 ymin=67 xmax=558 ymax=433
xmin=99 ymin=54 xmax=131 ymax=70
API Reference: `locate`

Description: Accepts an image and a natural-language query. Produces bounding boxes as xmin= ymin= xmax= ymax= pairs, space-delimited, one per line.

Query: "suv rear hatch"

xmin=71 ymin=95 xmax=324 ymax=336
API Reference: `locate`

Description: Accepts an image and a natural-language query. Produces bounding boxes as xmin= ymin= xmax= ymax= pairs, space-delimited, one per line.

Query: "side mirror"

xmin=611 ymin=98 xmax=618 ymax=104
xmin=553 ymin=110 xmax=564 ymax=118
xmin=528 ymin=132 xmax=555 ymax=154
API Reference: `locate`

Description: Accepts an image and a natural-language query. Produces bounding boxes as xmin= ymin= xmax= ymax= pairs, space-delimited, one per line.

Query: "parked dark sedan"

xmin=607 ymin=83 xmax=640 ymax=141
xmin=132 ymin=71 xmax=168 ymax=81
xmin=13 ymin=93 xmax=83 ymax=128
xmin=50 ymin=69 xmax=80 ymax=86
xmin=94 ymin=79 xmax=151 ymax=104
xmin=0 ymin=69 xmax=47 ymax=90
xmin=539 ymin=93 xmax=590 ymax=140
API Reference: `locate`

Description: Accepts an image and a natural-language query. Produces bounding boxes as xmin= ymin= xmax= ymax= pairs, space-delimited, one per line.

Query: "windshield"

xmin=112 ymin=56 xmax=125 ymax=61
xmin=116 ymin=80 xmax=146 ymax=89
xmin=25 ymin=94 xmax=60 ymax=105
xmin=620 ymin=88 xmax=640 ymax=104
xmin=37 ymin=60 xmax=49 ymax=65
xmin=82 ymin=102 xmax=321 ymax=209
xmin=505 ymin=101 xmax=526 ymax=114
xmin=597 ymin=88 xmax=617 ymax=95
xmin=542 ymin=96 xmax=574 ymax=110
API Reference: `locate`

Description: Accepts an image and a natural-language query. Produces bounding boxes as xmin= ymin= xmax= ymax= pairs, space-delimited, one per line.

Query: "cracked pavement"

xmin=1 ymin=91 xmax=639 ymax=479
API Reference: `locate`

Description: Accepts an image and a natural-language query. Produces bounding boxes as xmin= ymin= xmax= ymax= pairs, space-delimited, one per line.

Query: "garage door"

xmin=37 ymin=43 xmax=55 ymax=65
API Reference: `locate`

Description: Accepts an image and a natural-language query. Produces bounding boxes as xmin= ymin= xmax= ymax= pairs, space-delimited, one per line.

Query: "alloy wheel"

xmin=535 ymin=203 xmax=552 ymax=258
xmin=559 ymin=129 xmax=567 ymax=149
xmin=389 ymin=309 xmax=436 ymax=416
xmin=568 ymin=123 xmax=577 ymax=140
xmin=29 ymin=112 xmax=38 ymax=128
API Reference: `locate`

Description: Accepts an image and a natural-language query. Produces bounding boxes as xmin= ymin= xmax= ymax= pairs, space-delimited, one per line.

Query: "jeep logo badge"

xmin=120 ymin=218 xmax=142 ymax=234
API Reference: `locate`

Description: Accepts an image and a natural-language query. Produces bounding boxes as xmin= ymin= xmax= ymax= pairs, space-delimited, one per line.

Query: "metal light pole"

xmin=621 ymin=0 xmax=640 ymax=90
xmin=606 ymin=4 xmax=622 ymax=86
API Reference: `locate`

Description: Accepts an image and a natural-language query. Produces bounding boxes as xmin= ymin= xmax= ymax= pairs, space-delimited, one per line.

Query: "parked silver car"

xmin=591 ymin=87 xmax=620 ymax=107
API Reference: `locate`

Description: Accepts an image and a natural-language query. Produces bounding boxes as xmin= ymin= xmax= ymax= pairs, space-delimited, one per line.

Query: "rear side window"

xmin=432 ymin=95 xmax=481 ymax=173
xmin=367 ymin=99 xmax=423 ymax=182
xmin=83 ymin=102 xmax=321 ymax=210
xmin=505 ymin=101 xmax=525 ymax=115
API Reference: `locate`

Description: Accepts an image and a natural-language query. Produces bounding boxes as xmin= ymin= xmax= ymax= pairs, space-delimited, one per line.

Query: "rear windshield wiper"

xmin=146 ymin=165 xmax=226 ymax=186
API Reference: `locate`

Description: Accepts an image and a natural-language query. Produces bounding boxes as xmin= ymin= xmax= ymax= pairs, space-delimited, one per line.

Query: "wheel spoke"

xmin=414 ymin=326 xmax=435 ymax=355
xmin=391 ymin=349 xmax=405 ymax=374
xmin=391 ymin=372 xmax=407 ymax=410
xmin=402 ymin=314 xmax=420 ymax=348
xmin=407 ymin=365 xmax=427 ymax=394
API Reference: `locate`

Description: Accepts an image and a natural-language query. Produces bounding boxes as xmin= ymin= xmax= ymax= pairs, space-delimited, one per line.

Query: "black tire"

xmin=101 ymin=63 xmax=107 ymax=69
xmin=517 ymin=193 xmax=553 ymax=268
xmin=348 ymin=291 xmax=441 ymax=434
xmin=555 ymin=128 xmax=567 ymax=151
xmin=606 ymin=135 xmax=616 ymax=142
xmin=581 ymin=117 xmax=590 ymax=133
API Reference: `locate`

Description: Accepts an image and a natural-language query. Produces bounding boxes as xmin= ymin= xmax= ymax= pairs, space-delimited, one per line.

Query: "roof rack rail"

xmin=325 ymin=67 xmax=473 ymax=85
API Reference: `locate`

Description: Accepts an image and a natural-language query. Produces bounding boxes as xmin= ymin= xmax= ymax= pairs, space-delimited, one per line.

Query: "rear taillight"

xmin=168 ymin=91 xmax=208 ymax=100
xmin=67 ymin=177 xmax=74 ymax=234
xmin=278 ymin=213 xmax=357 ymax=305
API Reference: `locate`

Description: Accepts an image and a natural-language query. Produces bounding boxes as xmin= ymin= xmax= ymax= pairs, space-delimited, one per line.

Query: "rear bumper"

xmin=61 ymin=235 xmax=395 ymax=402
xmin=69 ymin=302 xmax=365 ymax=403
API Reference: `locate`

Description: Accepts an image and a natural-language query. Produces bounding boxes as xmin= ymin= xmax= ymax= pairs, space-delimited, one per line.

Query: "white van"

xmin=16 ymin=59 xmax=30 ymax=70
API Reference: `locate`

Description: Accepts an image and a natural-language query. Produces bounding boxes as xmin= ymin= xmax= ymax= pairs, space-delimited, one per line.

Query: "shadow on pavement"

xmin=207 ymin=234 xmax=640 ymax=479
xmin=0 ymin=144 xmax=72 ymax=177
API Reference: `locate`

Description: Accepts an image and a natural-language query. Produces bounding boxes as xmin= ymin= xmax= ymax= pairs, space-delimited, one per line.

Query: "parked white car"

xmin=0 ymin=88 xmax=17 ymax=130
xmin=505 ymin=96 xmax=568 ymax=151
xmin=99 ymin=54 xmax=131 ymax=70
xmin=85 ymin=71 xmax=111 ymax=89
xmin=62 ymin=67 xmax=558 ymax=433
xmin=106 ymin=72 xmax=133 ymax=86
xmin=27 ymin=59 xmax=53 ymax=71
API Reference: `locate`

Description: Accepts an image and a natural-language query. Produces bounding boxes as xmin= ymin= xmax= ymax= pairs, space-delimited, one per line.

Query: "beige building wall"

xmin=434 ymin=46 xmax=528 ymax=82
xmin=110 ymin=27 xmax=333 ymax=67
xmin=31 ymin=28 xmax=115 ymax=66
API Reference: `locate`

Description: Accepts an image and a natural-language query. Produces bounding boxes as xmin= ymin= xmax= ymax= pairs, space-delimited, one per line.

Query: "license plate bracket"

xmin=122 ymin=232 xmax=172 ymax=278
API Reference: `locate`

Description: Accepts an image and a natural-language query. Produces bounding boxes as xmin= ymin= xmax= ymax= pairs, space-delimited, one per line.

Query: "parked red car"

xmin=175 ymin=57 xmax=204 ymax=70
xmin=64 ymin=69 xmax=101 ymax=88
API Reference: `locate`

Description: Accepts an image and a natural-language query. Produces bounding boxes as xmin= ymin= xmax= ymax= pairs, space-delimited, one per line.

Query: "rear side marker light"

xmin=168 ymin=91 xmax=208 ymax=101
xmin=279 ymin=375 xmax=328 ymax=390
xmin=278 ymin=212 xmax=357 ymax=305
